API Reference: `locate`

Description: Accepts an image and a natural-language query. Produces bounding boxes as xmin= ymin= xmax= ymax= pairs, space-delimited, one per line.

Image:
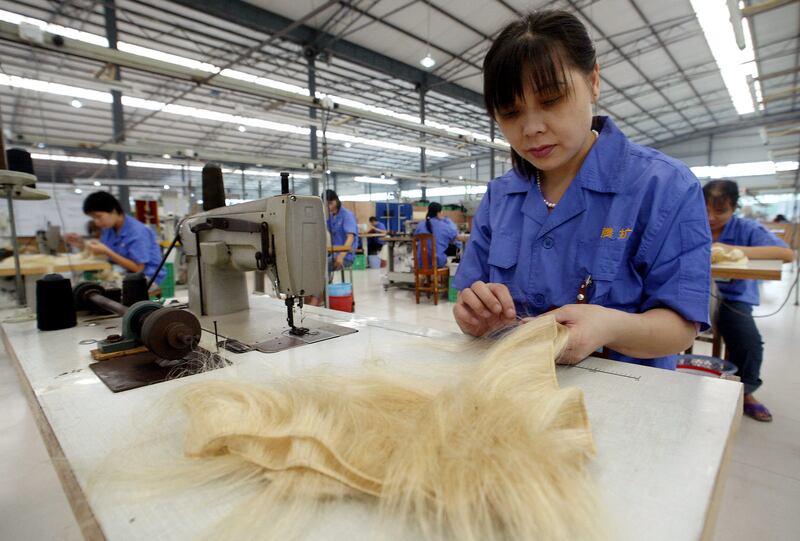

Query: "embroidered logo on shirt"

xmin=601 ymin=227 xmax=633 ymax=239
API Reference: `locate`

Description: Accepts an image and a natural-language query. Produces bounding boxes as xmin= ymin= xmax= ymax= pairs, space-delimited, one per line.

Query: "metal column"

xmin=419 ymin=83 xmax=427 ymax=173
xmin=104 ymin=0 xmax=130 ymax=213
xmin=793 ymin=166 xmax=799 ymax=306
xmin=306 ymin=51 xmax=320 ymax=196
xmin=240 ymin=166 xmax=246 ymax=199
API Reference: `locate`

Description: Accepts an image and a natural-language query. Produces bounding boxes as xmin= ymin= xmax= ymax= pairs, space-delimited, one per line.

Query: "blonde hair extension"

xmin=97 ymin=315 xmax=608 ymax=540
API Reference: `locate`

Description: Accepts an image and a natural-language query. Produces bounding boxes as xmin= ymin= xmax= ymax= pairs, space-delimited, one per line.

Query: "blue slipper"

xmin=743 ymin=402 xmax=773 ymax=422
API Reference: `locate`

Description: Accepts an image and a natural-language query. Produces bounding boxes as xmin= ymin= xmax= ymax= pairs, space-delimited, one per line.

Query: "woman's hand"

xmin=539 ymin=304 xmax=622 ymax=365
xmin=86 ymin=239 xmax=111 ymax=256
xmin=453 ymin=281 xmax=517 ymax=337
xmin=333 ymin=253 xmax=346 ymax=270
xmin=63 ymin=232 xmax=83 ymax=248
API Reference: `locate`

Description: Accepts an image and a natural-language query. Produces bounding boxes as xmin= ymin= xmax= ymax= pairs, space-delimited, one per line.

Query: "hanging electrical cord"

xmin=320 ymin=103 xmax=332 ymax=194
xmin=145 ymin=218 xmax=187 ymax=291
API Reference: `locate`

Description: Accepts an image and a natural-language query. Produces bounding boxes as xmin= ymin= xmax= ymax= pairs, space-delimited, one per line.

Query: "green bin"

xmin=160 ymin=262 xmax=175 ymax=298
xmin=352 ymin=254 xmax=367 ymax=270
xmin=448 ymin=276 xmax=459 ymax=303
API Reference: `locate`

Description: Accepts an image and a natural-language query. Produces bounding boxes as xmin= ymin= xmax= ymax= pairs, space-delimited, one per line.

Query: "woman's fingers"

xmin=487 ymin=283 xmax=517 ymax=319
xmin=453 ymin=302 xmax=481 ymax=331
xmin=454 ymin=282 xmax=519 ymax=337
xmin=469 ymin=281 xmax=509 ymax=316
xmin=459 ymin=285 xmax=494 ymax=319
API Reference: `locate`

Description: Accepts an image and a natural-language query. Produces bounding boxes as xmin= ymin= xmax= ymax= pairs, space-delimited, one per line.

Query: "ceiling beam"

xmin=754 ymin=66 xmax=800 ymax=81
xmin=0 ymin=20 xmax=507 ymax=153
xmin=651 ymin=109 xmax=800 ymax=148
xmin=741 ymin=0 xmax=798 ymax=17
xmin=167 ymin=0 xmax=484 ymax=108
xmin=14 ymin=134 xmax=484 ymax=185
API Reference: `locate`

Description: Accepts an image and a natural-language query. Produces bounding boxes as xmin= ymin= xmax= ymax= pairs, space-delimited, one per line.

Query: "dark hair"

xmin=369 ymin=216 xmax=378 ymax=222
xmin=483 ymin=10 xmax=596 ymax=179
xmin=425 ymin=202 xmax=442 ymax=233
xmin=702 ymin=180 xmax=739 ymax=212
xmin=774 ymin=214 xmax=788 ymax=223
xmin=83 ymin=191 xmax=123 ymax=215
xmin=324 ymin=189 xmax=341 ymax=211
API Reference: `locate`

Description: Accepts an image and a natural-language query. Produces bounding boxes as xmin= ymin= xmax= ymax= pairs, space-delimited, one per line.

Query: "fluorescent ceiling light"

xmin=30 ymin=153 xmax=315 ymax=178
xmin=420 ymin=54 xmax=436 ymax=69
xmin=74 ymin=188 xmax=82 ymax=194
xmin=222 ymin=69 xmax=309 ymax=96
xmin=426 ymin=185 xmax=487 ymax=197
xmin=31 ymin=153 xmax=115 ymax=165
xmin=163 ymin=184 xmax=170 ymax=190
xmin=0 ymin=9 xmax=497 ymax=153
xmin=237 ymin=125 xmax=247 ymax=132
xmin=70 ymin=99 xmax=83 ymax=108
xmin=344 ymin=142 xmax=352 ymax=148
xmin=691 ymin=160 xmax=799 ymax=178
xmin=4 ymin=75 xmax=442 ymax=158
xmin=690 ymin=0 xmax=760 ymax=114
xmin=340 ymin=192 xmax=395 ymax=202
xmin=162 ymin=153 xmax=171 ymax=159
xmin=118 ymin=42 xmax=219 ymax=73
xmin=403 ymin=185 xmax=487 ymax=199
xmin=93 ymin=180 xmax=101 ymax=187
xmin=354 ymin=176 xmax=398 ymax=185
xmin=470 ymin=163 xmax=476 ymax=169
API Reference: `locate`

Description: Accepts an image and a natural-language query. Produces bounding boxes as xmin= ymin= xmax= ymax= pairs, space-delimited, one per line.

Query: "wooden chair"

xmin=412 ymin=233 xmax=449 ymax=305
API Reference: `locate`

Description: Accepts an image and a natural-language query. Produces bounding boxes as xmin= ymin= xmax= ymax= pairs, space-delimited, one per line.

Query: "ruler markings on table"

xmin=570 ymin=364 xmax=641 ymax=381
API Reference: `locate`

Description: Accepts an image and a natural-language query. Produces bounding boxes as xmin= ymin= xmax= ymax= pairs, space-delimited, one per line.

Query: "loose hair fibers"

xmin=97 ymin=315 xmax=608 ymax=540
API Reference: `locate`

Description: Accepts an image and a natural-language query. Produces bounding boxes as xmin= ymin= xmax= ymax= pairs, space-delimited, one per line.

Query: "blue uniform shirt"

xmin=715 ymin=215 xmax=788 ymax=305
xmin=371 ymin=220 xmax=387 ymax=246
xmin=453 ymin=116 xmax=712 ymax=370
xmin=100 ymin=215 xmax=166 ymax=284
xmin=441 ymin=216 xmax=463 ymax=251
xmin=414 ymin=217 xmax=458 ymax=268
xmin=327 ymin=206 xmax=359 ymax=265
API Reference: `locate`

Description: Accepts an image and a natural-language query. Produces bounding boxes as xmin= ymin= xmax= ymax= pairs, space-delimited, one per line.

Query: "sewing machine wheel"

xmin=140 ymin=307 xmax=202 ymax=360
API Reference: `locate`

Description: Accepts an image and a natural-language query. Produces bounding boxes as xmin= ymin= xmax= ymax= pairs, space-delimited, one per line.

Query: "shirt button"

xmin=533 ymin=294 xmax=545 ymax=305
xmin=542 ymin=237 xmax=554 ymax=249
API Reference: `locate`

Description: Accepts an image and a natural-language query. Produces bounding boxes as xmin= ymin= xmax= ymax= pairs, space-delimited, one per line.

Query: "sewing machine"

xmin=180 ymin=194 xmax=328 ymax=335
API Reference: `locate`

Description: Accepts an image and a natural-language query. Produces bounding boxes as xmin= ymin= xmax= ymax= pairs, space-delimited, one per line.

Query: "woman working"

xmin=65 ymin=191 xmax=166 ymax=284
xmin=453 ymin=10 xmax=712 ymax=369
xmin=414 ymin=202 xmax=459 ymax=268
xmin=704 ymin=180 xmax=793 ymax=421
xmin=325 ymin=189 xmax=359 ymax=271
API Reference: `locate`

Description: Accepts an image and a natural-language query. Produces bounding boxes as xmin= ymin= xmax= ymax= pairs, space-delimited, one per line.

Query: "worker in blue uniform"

xmin=366 ymin=216 xmax=387 ymax=255
xmin=704 ymin=180 xmax=794 ymax=421
xmin=65 ymin=191 xmax=166 ymax=284
xmin=414 ymin=202 xmax=459 ymax=268
xmin=325 ymin=189 xmax=359 ymax=271
xmin=453 ymin=10 xmax=712 ymax=370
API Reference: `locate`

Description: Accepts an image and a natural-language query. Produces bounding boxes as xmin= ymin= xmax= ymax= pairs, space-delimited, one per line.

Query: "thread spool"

xmin=122 ymin=272 xmax=149 ymax=306
xmin=36 ymin=274 xmax=76 ymax=331
xmin=202 ymin=163 xmax=226 ymax=211
xmin=7 ymin=148 xmax=35 ymax=174
xmin=280 ymin=171 xmax=290 ymax=195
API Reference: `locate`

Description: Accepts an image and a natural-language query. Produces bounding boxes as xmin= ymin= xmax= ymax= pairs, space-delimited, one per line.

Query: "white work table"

xmin=2 ymin=296 xmax=742 ymax=541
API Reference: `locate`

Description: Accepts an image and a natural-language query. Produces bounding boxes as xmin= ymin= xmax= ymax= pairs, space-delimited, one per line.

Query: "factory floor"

xmin=1 ymin=267 xmax=798 ymax=540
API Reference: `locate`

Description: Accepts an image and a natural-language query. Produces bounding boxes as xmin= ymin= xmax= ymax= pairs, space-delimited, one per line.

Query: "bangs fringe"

xmin=484 ymin=34 xmax=570 ymax=118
